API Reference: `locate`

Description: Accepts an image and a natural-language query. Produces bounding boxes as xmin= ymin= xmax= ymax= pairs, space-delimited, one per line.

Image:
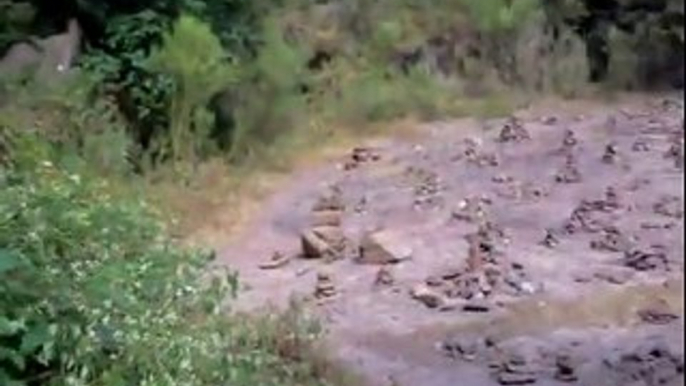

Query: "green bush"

xmin=148 ymin=14 xmax=237 ymax=164
xmin=0 ymin=132 xmax=326 ymax=386
xmin=228 ymin=16 xmax=309 ymax=162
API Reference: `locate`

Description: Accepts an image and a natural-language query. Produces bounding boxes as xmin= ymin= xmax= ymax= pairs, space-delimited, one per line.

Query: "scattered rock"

xmin=462 ymin=300 xmax=492 ymax=313
xmin=451 ymin=196 xmax=490 ymax=222
xmin=563 ymin=205 xmax=608 ymax=234
xmin=602 ymin=143 xmax=620 ymax=164
xmin=493 ymin=353 xmax=539 ymax=385
xmin=603 ymin=339 xmax=684 ymax=386
xmin=259 ymin=251 xmax=291 ymax=270
xmin=301 ymin=229 xmax=333 ymax=259
xmin=410 ymin=284 xmax=446 ymax=309
xmin=344 ymin=146 xmax=381 ymax=170
xmin=540 ymin=229 xmax=560 ymax=248
xmin=541 ymin=116 xmax=558 ymax=125
xmin=498 ymin=117 xmax=530 ymax=143
xmin=374 ymin=267 xmax=395 ymax=287
xmin=593 ymin=265 xmax=635 ymax=285
xmin=623 ymin=246 xmax=670 ymax=271
xmin=442 ymin=336 xmax=483 ymax=361
xmin=637 ymin=301 xmax=679 ymax=325
xmin=554 ymin=352 xmax=580 ymax=383
xmin=562 ymin=129 xmax=578 ymax=150
xmin=653 ymin=195 xmax=683 ymax=219
xmin=590 ymin=226 xmax=633 ymax=253
xmin=314 ymin=271 xmax=337 ymax=299
xmin=632 ymin=138 xmax=651 ymax=152
xmin=358 ymin=230 xmax=413 ymax=265
xmin=555 ymin=153 xmax=582 ymax=183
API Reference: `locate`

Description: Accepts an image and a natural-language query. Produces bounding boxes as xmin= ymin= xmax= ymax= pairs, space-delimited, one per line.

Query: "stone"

xmin=344 ymin=146 xmax=381 ymax=170
xmin=653 ymin=195 xmax=684 ymax=219
xmin=312 ymin=226 xmax=347 ymax=252
xmin=540 ymin=229 xmax=560 ymax=248
xmin=410 ymin=284 xmax=446 ymax=309
xmin=637 ymin=303 xmax=679 ymax=325
xmin=495 ymin=368 xmax=538 ymax=385
xmin=462 ymin=300 xmax=492 ymax=313
xmin=301 ymin=230 xmax=331 ymax=259
xmin=442 ymin=336 xmax=483 ymax=361
xmin=562 ymin=129 xmax=578 ymax=150
xmin=590 ymin=227 xmax=633 ymax=253
xmin=314 ymin=271 xmax=336 ymax=299
xmin=555 ymin=154 xmax=582 ymax=183
xmin=632 ymin=138 xmax=651 ymax=152
xmin=594 ymin=266 xmax=635 ymax=284
xmin=498 ymin=117 xmax=530 ymax=143
xmin=311 ymin=210 xmax=343 ymax=227
xmin=624 ymin=247 xmax=670 ymax=271
xmin=554 ymin=352 xmax=579 ymax=383
xmin=374 ymin=267 xmax=395 ymax=287
xmin=602 ymin=143 xmax=620 ymax=164
xmin=358 ymin=230 xmax=412 ymax=265
xmin=258 ymin=251 xmax=291 ymax=270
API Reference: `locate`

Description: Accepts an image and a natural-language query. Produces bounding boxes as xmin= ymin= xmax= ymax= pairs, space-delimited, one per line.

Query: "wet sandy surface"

xmin=219 ymin=95 xmax=684 ymax=386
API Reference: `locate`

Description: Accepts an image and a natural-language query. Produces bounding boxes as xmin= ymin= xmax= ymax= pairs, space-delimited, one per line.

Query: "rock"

xmin=653 ymin=195 xmax=683 ymax=219
xmin=344 ymin=146 xmax=381 ymax=170
xmin=541 ymin=116 xmax=558 ymax=125
xmin=314 ymin=271 xmax=336 ymax=299
xmin=311 ymin=210 xmax=343 ymax=227
xmin=594 ymin=266 xmax=635 ymax=284
xmin=498 ymin=117 xmax=531 ymax=143
xmin=358 ymin=230 xmax=412 ymax=265
xmin=632 ymin=138 xmax=651 ymax=152
xmin=540 ymin=229 xmax=560 ymax=248
xmin=410 ymin=284 xmax=446 ymax=309
xmin=259 ymin=251 xmax=291 ymax=270
xmin=637 ymin=303 xmax=679 ymax=325
xmin=442 ymin=336 xmax=485 ymax=361
xmin=425 ymin=275 xmax=445 ymax=287
xmin=563 ymin=129 xmax=578 ymax=148
xmin=555 ymin=154 xmax=582 ymax=183
xmin=602 ymin=143 xmax=620 ymax=164
xmin=590 ymin=226 xmax=633 ymax=253
xmin=462 ymin=300 xmax=492 ymax=313
xmin=301 ymin=230 xmax=332 ymax=259
xmin=604 ymin=339 xmax=684 ymax=386
xmin=374 ymin=267 xmax=395 ymax=287
xmin=312 ymin=226 xmax=347 ymax=251
xmin=554 ymin=352 xmax=579 ymax=383
xmin=492 ymin=174 xmax=514 ymax=184
xmin=623 ymin=247 xmax=670 ymax=271
xmin=451 ymin=197 xmax=489 ymax=223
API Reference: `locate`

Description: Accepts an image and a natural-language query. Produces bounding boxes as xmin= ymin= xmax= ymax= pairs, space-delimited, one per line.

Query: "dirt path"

xmin=218 ymin=95 xmax=685 ymax=386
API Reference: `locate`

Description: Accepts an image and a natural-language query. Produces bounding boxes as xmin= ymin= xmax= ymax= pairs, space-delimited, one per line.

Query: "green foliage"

xmin=459 ymin=0 xmax=540 ymax=32
xmin=148 ymin=14 xmax=236 ymax=163
xmin=229 ymin=16 xmax=309 ymax=162
xmin=0 ymin=131 xmax=327 ymax=386
xmin=0 ymin=74 xmax=133 ymax=178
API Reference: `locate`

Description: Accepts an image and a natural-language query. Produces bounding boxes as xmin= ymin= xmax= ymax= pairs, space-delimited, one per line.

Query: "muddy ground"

xmin=219 ymin=95 xmax=685 ymax=386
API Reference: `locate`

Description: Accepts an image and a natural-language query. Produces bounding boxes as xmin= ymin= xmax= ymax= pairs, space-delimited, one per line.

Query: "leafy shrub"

xmin=0 ymin=131 xmax=326 ymax=386
xmin=0 ymin=74 xmax=133 ymax=178
xmin=147 ymin=14 xmax=236 ymax=164
xmin=228 ymin=16 xmax=309 ymax=162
